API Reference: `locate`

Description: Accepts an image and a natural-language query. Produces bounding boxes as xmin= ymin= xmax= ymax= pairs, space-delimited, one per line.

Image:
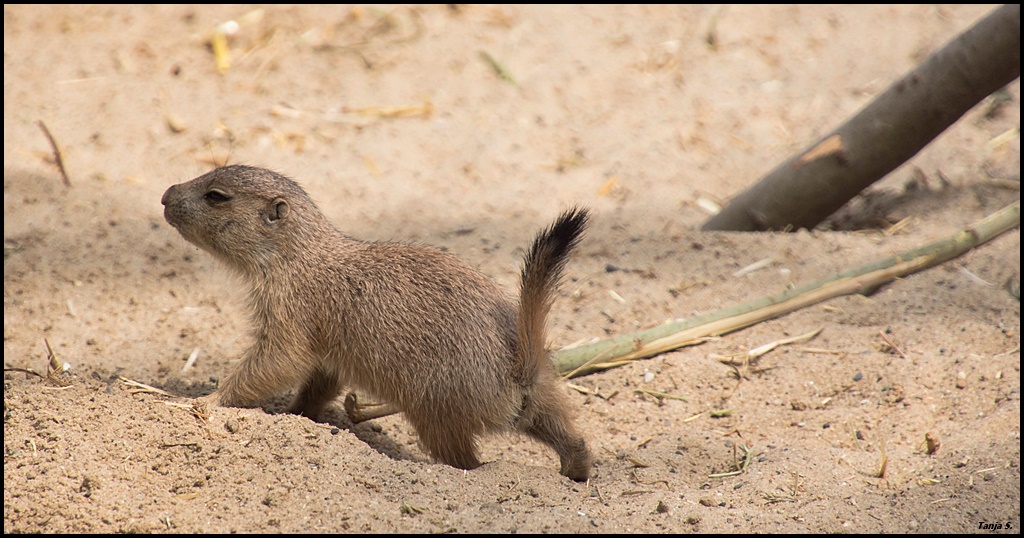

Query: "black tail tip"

xmin=551 ymin=206 xmax=590 ymax=243
xmin=526 ymin=205 xmax=591 ymax=268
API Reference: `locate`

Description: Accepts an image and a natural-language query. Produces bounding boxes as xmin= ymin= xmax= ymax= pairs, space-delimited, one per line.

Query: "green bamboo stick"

xmin=553 ymin=200 xmax=1020 ymax=377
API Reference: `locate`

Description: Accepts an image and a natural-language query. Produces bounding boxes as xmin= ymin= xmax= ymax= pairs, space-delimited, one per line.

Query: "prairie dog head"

xmin=161 ymin=165 xmax=330 ymax=273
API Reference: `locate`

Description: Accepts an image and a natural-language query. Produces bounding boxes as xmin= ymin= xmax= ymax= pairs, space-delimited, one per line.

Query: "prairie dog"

xmin=161 ymin=165 xmax=592 ymax=480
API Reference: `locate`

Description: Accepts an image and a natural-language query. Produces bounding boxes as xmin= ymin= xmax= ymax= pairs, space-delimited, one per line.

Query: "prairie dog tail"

xmin=515 ymin=207 xmax=589 ymax=383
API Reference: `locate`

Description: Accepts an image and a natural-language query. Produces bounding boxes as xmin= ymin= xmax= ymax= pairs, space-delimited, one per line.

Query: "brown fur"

xmin=161 ymin=165 xmax=592 ymax=480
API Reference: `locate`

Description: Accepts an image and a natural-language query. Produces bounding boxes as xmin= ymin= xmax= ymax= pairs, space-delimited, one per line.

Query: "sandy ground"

xmin=3 ymin=4 xmax=1020 ymax=533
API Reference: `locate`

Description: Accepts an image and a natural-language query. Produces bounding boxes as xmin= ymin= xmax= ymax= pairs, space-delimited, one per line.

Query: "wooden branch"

xmin=37 ymin=120 xmax=71 ymax=187
xmin=702 ymin=5 xmax=1020 ymax=231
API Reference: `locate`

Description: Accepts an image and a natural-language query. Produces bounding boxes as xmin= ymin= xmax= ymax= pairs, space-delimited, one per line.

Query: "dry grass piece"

xmin=634 ymin=388 xmax=688 ymax=403
xmin=343 ymin=99 xmax=433 ymax=119
xmin=120 ymin=376 xmax=173 ymax=397
xmin=181 ymin=347 xmax=200 ymax=373
xmin=709 ymin=443 xmax=753 ymax=478
xmin=479 ymin=51 xmax=518 ymax=85
xmin=41 ymin=339 xmax=73 ymax=387
xmin=876 ymin=438 xmax=889 ymax=479
xmin=36 ymin=121 xmax=71 ymax=187
xmin=716 ymin=328 xmax=823 ymax=379
xmin=877 ymin=329 xmax=910 ymax=359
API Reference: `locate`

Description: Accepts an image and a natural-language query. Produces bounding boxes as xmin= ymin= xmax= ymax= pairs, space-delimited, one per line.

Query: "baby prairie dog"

xmin=161 ymin=165 xmax=592 ymax=481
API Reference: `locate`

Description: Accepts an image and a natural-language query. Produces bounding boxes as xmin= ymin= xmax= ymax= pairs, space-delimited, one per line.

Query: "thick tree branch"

xmin=702 ymin=5 xmax=1020 ymax=232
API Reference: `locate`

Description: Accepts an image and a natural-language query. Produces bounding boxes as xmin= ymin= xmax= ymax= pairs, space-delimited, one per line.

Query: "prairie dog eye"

xmin=204 ymin=189 xmax=231 ymax=203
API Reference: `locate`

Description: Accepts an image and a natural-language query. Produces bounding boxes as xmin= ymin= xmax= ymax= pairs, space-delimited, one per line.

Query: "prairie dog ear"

xmin=264 ymin=197 xmax=291 ymax=225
